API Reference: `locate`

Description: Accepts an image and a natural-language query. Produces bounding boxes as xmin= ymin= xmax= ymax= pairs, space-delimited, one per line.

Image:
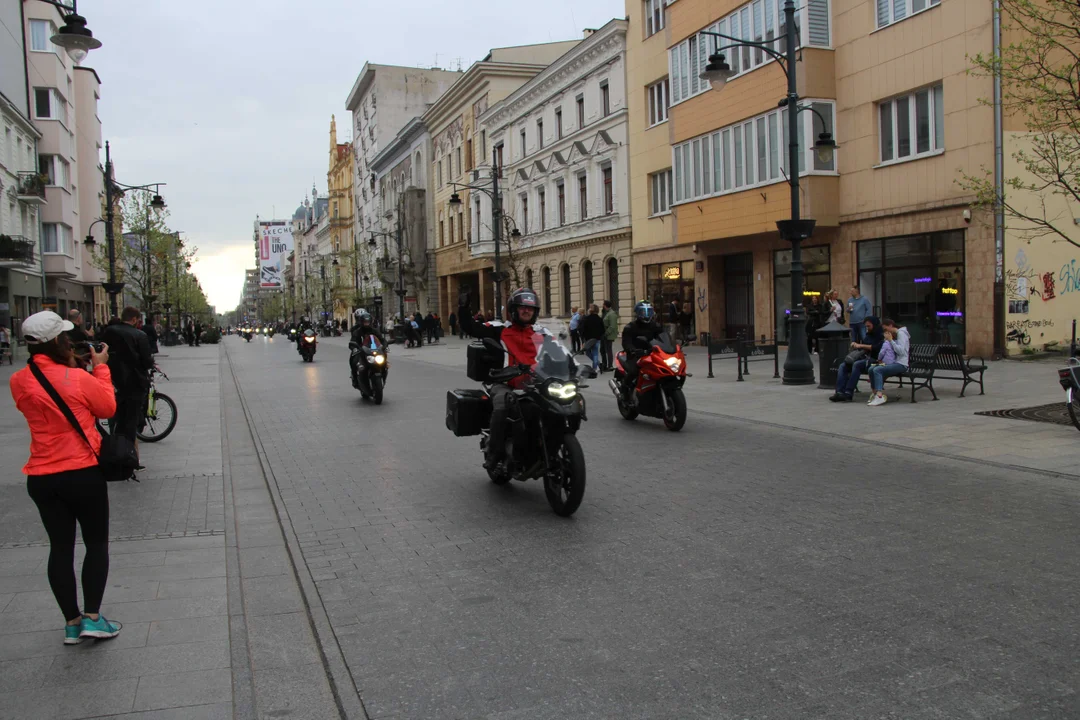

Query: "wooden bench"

xmin=883 ymin=344 xmax=987 ymax=402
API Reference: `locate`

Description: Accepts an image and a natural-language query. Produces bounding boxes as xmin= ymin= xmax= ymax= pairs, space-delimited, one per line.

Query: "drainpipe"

xmin=992 ymin=0 xmax=1006 ymax=359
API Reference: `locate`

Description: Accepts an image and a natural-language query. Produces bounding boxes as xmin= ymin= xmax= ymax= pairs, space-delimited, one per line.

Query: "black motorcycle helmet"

xmin=354 ymin=309 xmax=372 ymax=328
xmin=633 ymin=301 xmax=655 ymax=325
xmin=507 ymin=288 xmax=540 ymax=327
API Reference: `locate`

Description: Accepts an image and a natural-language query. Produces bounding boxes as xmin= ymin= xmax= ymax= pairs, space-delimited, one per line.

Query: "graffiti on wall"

xmin=1060 ymin=259 xmax=1080 ymax=294
xmin=697 ymin=288 xmax=708 ymax=312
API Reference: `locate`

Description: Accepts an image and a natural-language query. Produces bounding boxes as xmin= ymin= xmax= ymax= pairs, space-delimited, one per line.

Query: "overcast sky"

xmin=80 ymin=0 xmax=624 ymax=312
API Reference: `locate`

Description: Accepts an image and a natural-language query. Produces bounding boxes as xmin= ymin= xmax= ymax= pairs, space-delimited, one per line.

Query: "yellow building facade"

xmin=327 ymin=115 xmax=354 ymax=324
xmin=626 ymin=0 xmax=998 ymax=356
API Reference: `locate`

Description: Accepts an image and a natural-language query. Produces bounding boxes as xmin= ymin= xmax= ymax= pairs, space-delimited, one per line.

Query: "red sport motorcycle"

xmin=609 ymin=332 xmax=689 ymax=431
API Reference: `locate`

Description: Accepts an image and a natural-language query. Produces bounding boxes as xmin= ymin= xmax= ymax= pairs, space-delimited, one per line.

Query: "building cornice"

xmin=74 ymin=66 xmax=102 ymax=85
xmin=371 ymin=117 xmax=428 ymax=173
xmin=481 ymin=20 xmax=628 ymax=132
xmin=345 ymin=63 xmax=379 ymax=111
xmin=423 ymin=61 xmax=550 ymax=131
xmin=0 ymin=91 xmax=40 ymax=138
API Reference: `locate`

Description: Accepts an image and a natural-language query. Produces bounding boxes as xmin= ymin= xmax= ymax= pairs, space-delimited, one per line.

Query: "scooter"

xmin=609 ymin=331 xmax=690 ymax=431
xmin=298 ymin=329 xmax=317 ymax=362
xmin=350 ymin=335 xmax=388 ymax=404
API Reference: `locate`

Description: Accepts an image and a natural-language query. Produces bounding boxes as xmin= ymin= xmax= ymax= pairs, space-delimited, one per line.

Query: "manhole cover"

xmin=975 ymin=403 xmax=1075 ymax=427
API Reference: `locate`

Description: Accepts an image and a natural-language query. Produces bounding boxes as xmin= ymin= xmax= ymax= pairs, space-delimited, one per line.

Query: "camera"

xmin=75 ymin=341 xmax=104 ymax=354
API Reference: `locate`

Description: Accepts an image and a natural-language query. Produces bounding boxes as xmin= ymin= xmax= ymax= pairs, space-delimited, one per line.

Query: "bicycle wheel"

xmin=138 ymin=392 xmax=178 ymax=442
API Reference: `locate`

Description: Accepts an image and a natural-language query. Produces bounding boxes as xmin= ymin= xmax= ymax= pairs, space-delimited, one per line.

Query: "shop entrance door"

xmin=724 ymin=253 xmax=755 ymax=340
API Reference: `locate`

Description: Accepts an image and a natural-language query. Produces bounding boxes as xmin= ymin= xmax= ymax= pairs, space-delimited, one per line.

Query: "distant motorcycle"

xmin=350 ymin=335 xmax=388 ymax=404
xmin=242 ymin=327 xmax=253 ymax=342
xmin=609 ymin=331 xmax=689 ymax=431
xmin=1058 ymin=357 xmax=1080 ymax=431
xmin=298 ymin=329 xmax=317 ymax=362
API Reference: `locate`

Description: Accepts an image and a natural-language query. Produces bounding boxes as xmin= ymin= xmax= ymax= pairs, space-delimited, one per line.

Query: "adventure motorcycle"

xmin=447 ymin=334 xmax=588 ymax=517
xmin=350 ymin=335 xmax=388 ymax=404
xmin=299 ymin=329 xmax=317 ymax=362
xmin=1058 ymin=357 xmax=1080 ymax=431
xmin=610 ymin=331 xmax=690 ymax=431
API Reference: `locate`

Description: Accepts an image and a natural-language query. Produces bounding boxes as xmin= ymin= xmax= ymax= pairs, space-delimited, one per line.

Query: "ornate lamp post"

xmin=698 ymin=2 xmax=837 ymax=385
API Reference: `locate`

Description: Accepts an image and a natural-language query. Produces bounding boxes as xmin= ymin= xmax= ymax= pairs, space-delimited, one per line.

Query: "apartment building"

xmin=626 ymin=0 xmax=998 ymax=356
xmin=424 ymin=40 xmax=580 ymax=322
xmin=476 ymin=21 xmax=632 ymax=321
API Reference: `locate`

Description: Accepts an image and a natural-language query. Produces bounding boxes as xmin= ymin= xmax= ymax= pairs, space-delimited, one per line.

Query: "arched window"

xmin=582 ymin=259 xmax=594 ymax=307
xmin=414 ymin=151 xmax=423 ymax=185
xmin=607 ymin=257 xmax=619 ymax=309
xmin=542 ymin=266 xmax=552 ymax=312
xmin=525 ymin=267 xmax=533 ymax=291
xmin=561 ymin=263 xmax=571 ymax=315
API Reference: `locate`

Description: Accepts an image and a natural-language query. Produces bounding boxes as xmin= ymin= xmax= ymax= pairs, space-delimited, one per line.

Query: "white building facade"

xmin=477 ymin=20 xmax=632 ymax=321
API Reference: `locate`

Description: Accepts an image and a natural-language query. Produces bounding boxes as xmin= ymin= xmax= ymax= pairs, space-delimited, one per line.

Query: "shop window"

xmin=644 ymin=261 xmax=695 ymax=321
xmin=774 ymin=246 xmax=831 ymax=343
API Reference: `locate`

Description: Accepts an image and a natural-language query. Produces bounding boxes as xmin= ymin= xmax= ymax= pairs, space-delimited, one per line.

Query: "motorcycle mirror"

xmin=348 ymin=341 xmax=358 ymax=350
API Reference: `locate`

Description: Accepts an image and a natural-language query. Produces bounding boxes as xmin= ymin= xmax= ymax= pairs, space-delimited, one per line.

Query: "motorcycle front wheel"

xmin=663 ymin=387 xmax=687 ymax=432
xmin=1068 ymin=389 xmax=1080 ymax=432
xmin=371 ymin=375 xmax=384 ymax=405
xmin=544 ymin=433 xmax=586 ymax=517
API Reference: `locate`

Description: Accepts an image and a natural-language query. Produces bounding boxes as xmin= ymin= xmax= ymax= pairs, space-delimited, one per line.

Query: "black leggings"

xmin=27 ymin=468 xmax=110 ymax=621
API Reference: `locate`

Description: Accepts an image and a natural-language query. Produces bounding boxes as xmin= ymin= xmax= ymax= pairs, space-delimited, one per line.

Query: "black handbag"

xmin=28 ymin=359 xmax=141 ymax=481
xmin=844 ymin=349 xmax=867 ymax=366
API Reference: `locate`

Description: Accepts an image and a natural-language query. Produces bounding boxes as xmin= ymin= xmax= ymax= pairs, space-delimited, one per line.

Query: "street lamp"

xmin=38 ymin=1 xmax=101 ymax=65
xmin=448 ymin=148 xmax=517 ymax=320
xmin=90 ymin=142 xmax=167 ymax=319
xmin=697 ymin=0 xmax=838 ymax=385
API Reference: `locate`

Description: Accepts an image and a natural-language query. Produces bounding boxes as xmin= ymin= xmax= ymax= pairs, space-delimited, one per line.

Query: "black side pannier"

xmin=466 ymin=341 xmax=504 ymax=382
xmin=446 ymin=389 xmax=493 ymax=436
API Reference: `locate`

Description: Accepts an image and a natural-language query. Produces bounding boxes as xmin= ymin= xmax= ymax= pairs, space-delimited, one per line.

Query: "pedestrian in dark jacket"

xmin=449 ymin=312 xmax=458 ymax=338
xmin=581 ymin=304 xmax=605 ymax=370
xmin=142 ymin=316 xmax=160 ymax=355
xmin=99 ymin=306 xmax=154 ymax=443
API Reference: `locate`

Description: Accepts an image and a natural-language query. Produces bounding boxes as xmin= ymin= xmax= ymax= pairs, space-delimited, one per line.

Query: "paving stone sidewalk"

xmin=380 ymin=334 xmax=1080 ymax=478
xmin=0 ymin=342 xmax=345 ymax=720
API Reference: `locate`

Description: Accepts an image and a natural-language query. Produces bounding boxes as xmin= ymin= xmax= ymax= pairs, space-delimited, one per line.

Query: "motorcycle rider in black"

xmin=349 ymin=310 xmax=386 ymax=380
xmin=295 ymin=316 xmax=313 ymax=350
xmin=620 ymin=301 xmax=664 ymax=405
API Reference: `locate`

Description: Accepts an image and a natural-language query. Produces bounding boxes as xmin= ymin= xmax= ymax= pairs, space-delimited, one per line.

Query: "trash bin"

xmin=817 ymin=320 xmax=851 ymax=389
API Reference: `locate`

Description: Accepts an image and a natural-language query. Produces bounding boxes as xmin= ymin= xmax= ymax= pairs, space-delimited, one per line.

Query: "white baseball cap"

xmin=22 ymin=311 xmax=74 ymax=344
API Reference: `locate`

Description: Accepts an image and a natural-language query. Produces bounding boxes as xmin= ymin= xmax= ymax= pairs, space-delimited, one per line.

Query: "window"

xmin=672 ymin=101 xmax=834 ymax=204
xmin=481 ymin=130 xmax=487 ymax=161
xmin=449 ymin=213 xmax=455 ymax=243
xmin=29 ymin=20 xmax=57 ymax=53
xmin=33 ymin=88 xmax=63 ymax=121
xmin=603 ymin=166 xmax=614 ymax=214
xmin=607 ymin=258 xmax=620 ymax=308
xmin=520 ymin=128 xmax=526 ymax=158
xmin=439 ymin=220 xmax=444 ymax=246
xmin=526 ymin=268 xmax=534 ymax=289
xmin=648 ymin=78 xmax=670 ymax=126
xmin=576 ymin=95 xmax=585 ymax=128
xmin=583 ymin=260 xmax=594 ymax=306
xmin=437 ymin=160 xmax=443 ymax=187
xmin=557 ymin=181 xmax=566 ymax=225
xmin=650 ymin=170 xmax=673 ymax=215
xmin=555 ymin=108 xmax=563 ymax=139
xmin=521 ymin=194 xmax=529 ymax=233
xmin=38 ymin=155 xmax=69 ymax=188
xmin=542 ymin=266 xmax=552 ymax=311
xmin=645 ymin=0 xmax=666 ymax=37
xmin=494 ymin=143 xmax=504 ymax=176
xmin=537 ymin=119 xmax=544 ymax=149
xmin=538 ymin=187 xmax=546 ymax=231
xmin=42 ymin=224 xmax=71 ymax=254
xmin=465 ymin=138 xmax=473 ymax=171
xmin=578 ymin=174 xmax=588 ymax=220
xmin=671 ymin=0 xmax=827 ymax=105
xmin=601 ymin=81 xmax=610 ymax=117
xmin=561 ymin=264 xmax=572 ymax=315
xmin=877 ymin=0 xmax=940 ymax=28
xmin=455 ymin=147 xmax=462 ymax=178
xmin=878 ymin=84 xmax=944 ymax=164
xmin=473 ymin=199 xmax=481 ymax=244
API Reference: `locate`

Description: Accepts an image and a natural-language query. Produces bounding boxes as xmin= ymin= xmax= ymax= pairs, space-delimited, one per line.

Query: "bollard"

xmin=773 ymin=340 xmax=780 ymax=379
xmin=705 ymin=332 xmax=714 ymax=378
xmin=1072 ymin=319 xmax=1077 ymax=359
xmin=736 ymin=332 xmax=744 ymax=382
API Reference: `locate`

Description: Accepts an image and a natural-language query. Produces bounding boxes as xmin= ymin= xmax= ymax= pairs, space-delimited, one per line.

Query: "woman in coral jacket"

xmin=9 ymin=311 xmax=123 ymax=646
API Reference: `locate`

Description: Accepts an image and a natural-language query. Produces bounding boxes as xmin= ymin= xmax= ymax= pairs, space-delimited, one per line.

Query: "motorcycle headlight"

xmin=373 ymin=355 xmax=385 ymax=364
xmin=547 ymin=381 xmax=578 ymax=401
xmin=304 ymin=337 xmax=315 ymax=343
xmin=664 ymin=357 xmax=683 ymax=371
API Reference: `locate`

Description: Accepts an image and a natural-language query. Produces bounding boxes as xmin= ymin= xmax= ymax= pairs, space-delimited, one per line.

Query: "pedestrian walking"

xmin=667 ymin=300 xmax=680 ymax=340
xmin=425 ymin=312 xmax=437 ymax=344
xmin=99 ymin=307 xmax=154 ymax=446
xmin=680 ymin=302 xmax=694 ymax=345
xmin=601 ymin=300 xmax=619 ymax=372
xmin=142 ymin=315 xmax=160 ymax=355
xmin=449 ymin=311 xmax=458 ymax=338
xmin=569 ymin=307 xmax=581 ymax=353
xmin=581 ymin=304 xmax=605 ymax=371
xmin=10 ymin=311 xmax=123 ymax=645
xmin=193 ymin=320 xmax=203 ymax=347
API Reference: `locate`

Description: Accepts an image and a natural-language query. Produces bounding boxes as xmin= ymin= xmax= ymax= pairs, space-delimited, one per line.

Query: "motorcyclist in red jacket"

xmin=459 ymin=288 xmax=543 ymax=469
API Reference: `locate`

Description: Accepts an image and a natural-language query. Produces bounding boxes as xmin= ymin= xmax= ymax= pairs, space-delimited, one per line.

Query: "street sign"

xmin=373 ymin=295 xmax=383 ymax=304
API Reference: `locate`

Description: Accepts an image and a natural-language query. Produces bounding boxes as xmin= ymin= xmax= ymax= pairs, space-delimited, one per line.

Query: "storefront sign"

xmin=941 ymin=288 xmax=958 ymax=295
xmin=662 ymin=267 xmax=682 ymax=280
xmin=936 ymin=311 xmax=963 ymax=317
xmin=914 ymin=277 xmax=932 ymax=283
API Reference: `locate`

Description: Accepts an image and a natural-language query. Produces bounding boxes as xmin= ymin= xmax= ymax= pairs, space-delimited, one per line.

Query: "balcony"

xmin=16 ymin=173 xmax=47 ymax=205
xmin=0 ymin=235 xmax=36 ymax=267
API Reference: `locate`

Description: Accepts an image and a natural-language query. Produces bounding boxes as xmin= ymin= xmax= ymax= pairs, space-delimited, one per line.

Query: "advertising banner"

xmin=258 ymin=221 xmax=293 ymax=289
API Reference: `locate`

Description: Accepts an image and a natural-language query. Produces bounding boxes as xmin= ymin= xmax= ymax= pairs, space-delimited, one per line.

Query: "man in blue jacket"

xmin=846 ymin=286 xmax=872 ymax=342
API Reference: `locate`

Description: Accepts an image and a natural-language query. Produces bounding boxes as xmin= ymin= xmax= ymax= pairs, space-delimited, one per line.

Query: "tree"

xmin=961 ymin=0 xmax=1080 ymax=249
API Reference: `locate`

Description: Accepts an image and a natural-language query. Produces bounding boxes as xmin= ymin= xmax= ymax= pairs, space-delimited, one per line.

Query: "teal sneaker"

xmin=79 ymin=615 xmax=122 ymax=640
xmin=64 ymin=624 xmax=83 ymax=645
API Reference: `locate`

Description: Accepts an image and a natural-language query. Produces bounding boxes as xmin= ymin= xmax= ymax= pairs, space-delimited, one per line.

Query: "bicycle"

xmin=97 ymin=367 xmax=178 ymax=443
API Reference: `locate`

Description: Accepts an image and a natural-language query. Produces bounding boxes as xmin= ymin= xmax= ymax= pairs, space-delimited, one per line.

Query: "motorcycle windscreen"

xmin=532 ymin=333 xmax=574 ymax=381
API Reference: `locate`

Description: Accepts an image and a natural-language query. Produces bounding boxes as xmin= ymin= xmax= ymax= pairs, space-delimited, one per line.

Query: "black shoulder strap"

xmin=27 ymin=359 xmax=98 ymax=459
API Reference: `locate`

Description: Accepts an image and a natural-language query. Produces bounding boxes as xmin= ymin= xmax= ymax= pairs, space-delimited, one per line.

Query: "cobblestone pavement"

xmin=225 ymin=333 xmax=1080 ymax=719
